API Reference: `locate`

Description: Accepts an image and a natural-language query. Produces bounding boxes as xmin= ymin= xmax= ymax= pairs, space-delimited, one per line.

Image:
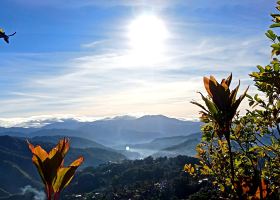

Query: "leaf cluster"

xmin=186 ymin=2 xmax=280 ymax=199
xmin=28 ymin=138 xmax=84 ymax=200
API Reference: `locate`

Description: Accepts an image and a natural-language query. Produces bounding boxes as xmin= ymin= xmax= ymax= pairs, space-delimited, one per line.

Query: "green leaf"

xmin=190 ymin=100 xmax=209 ymax=113
xmin=257 ymin=65 xmax=265 ymax=73
xmin=266 ymin=30 xmax=277 ymax=41
xmin=273 ymin=64 xmax=280 ymax=71
xmin=265 ymin=65 xmax=272 ymax=71
xmin=270 ymin=23 xmax=280 ymax=28
xmin=277 ymin=100 xmax=280 ymax=109
xmin=246 ymin=94 xmax=253 ymax=100
xmin=199 ymin=92 xmax=218 ymax=115
xmin=271 ymin=43 xmax=280 ymax=49
xmin=249 ymin=101 xmax=254 ymax=107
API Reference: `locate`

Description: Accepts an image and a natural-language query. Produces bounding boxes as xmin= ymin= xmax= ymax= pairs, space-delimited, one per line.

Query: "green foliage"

xmin=186 ymin=1 xmax=280 ymax=199
xmin=189 ymin=73 xmax=248 ymax=198
xmin=62 ymin=156 xmax=206 ymax=200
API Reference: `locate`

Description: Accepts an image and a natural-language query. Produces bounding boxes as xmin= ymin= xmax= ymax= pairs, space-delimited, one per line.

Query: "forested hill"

xmin=1 ymin=154 xmax=217 ymax=200
xmin=62 ymin=156 xmax=215 ymax=200
xmin=0 ymin=135 xmax=126 ymax=199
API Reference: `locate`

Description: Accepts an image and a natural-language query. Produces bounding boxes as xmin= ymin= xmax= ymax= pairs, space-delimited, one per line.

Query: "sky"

xmin=0 ymin=0 xmax=276 ymax=120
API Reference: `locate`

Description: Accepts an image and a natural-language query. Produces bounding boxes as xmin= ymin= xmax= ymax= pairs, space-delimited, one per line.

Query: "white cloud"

xmin=81 ymin=40 xmax=107 ymax=49
xmin=1 ymin=32 xmax=267 ymax=118
xmin=0 ymin=1 xmax=272 ymax=118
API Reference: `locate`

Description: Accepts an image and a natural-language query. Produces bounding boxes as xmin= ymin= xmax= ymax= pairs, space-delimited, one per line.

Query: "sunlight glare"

xmin=127 ymin=14 xmax=169 ymax=65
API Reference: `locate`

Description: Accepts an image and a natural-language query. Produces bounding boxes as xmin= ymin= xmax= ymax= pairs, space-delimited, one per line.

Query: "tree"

xmin=185 ymin=1 xmax=280 ymax=199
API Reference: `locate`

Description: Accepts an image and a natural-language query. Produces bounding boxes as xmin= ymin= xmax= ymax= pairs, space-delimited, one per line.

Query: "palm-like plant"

xmin=27 ymin=138 xmax=84 ymax=200
xmin=192 ymin=74 xmax=248 ymax=138
xmin=191 ymin=74 xmax=248 ymax=196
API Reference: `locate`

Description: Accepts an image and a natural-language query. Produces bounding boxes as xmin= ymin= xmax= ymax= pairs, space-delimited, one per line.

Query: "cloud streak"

xmin=1 ymin=34 xmax=268 ymax=118
xmin=0 ymin=1 xmax=273 ymax=119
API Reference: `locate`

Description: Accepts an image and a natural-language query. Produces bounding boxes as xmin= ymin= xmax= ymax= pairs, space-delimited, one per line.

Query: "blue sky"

xmin=0 ymin=0 xmax=275 ymax=120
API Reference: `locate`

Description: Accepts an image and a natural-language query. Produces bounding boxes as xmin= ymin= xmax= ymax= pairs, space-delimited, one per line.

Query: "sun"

xmin=127 ymin=14 xmax=169 ymax=62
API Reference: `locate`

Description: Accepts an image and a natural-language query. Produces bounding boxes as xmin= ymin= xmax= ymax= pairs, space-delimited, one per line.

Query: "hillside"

xmin=30 ymin=135 xmax=141 ymax=160
xmin=62 ymin=155 xmax=204 ymax=200
xmin=153 ymin=138 xmax=200 ymax=158
xmin=1 ymin=156 xmax=213 ymax=200
xmin=0 ymin=135 xmax=126 ymax=197
xmin=31 ymin=135 xmax=108 ymax=149
xmin=129 ymin=132 xmax=200 ymax=150
xmin=116 ymin=133 xmax=201 ymax=158
xmin=76 ymin=115 xmax=202 ymax=145
xmin=0 ymin=136 xmax=42 ymax=194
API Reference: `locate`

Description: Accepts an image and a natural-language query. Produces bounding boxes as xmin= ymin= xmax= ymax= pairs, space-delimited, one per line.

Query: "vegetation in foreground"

xmin=185 ymin=2 xmax=280 ymax=199
xmin=28 ymin=138 xmax=84 ymax=200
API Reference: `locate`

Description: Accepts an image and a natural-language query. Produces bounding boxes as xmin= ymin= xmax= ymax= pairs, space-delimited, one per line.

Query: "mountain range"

xmin=0 ymin=115 xmax=202 ymax=146
xmin=0 ymin=115 xmax=203 ymax=199
xmin=115 ymin=132 xmax=201 ymax=158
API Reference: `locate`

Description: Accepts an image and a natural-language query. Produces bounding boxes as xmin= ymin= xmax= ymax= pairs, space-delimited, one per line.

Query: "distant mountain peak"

xmin=0 ymin=115 xmax=98 ymax=128
xmin=139 ymin=114 xmax=169 ymax=119
xmin=105 ymin=115 xmax=137 ymax=121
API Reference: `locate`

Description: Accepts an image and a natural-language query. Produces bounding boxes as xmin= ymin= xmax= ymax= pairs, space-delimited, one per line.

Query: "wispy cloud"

xmin=1 ymin=33 xmax=268 ymax=118
xmin=81 ymin=40 xmax=107 ymax=49
xmin=21 ymin=185 xmax=46 ymax=200
xmin=0 ymin=0 xmax=273 ymax=119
